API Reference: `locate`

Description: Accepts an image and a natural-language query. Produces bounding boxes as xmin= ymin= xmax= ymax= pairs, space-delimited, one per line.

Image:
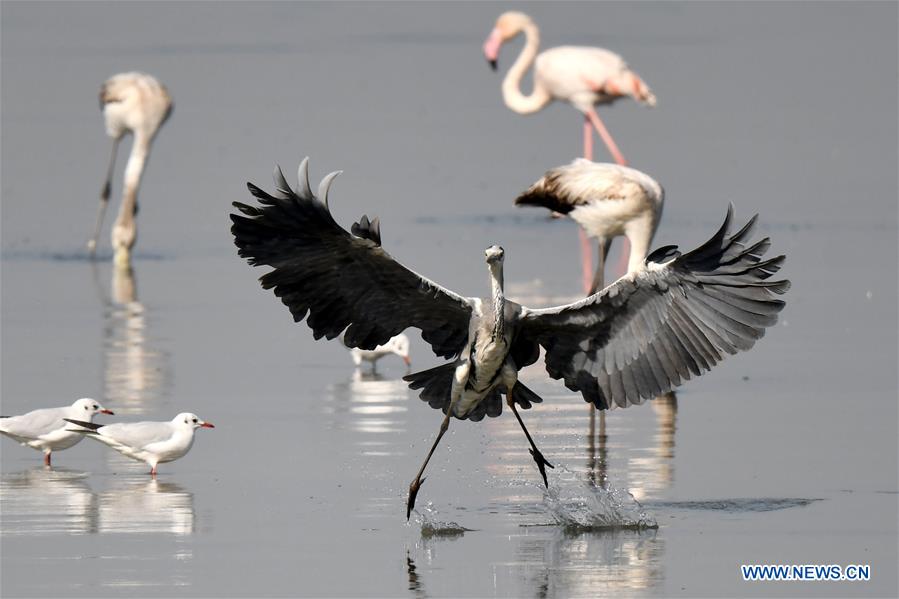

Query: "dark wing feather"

xmin=231 ymin=158 xmax=473 ymax=358
xmin=520 ymin=205 xmax=790 ymax=409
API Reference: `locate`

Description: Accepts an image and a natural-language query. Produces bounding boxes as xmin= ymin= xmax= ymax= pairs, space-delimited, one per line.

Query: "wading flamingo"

xmin=515 ymin=159 xmax=664 ymax=294
xmin=483 ymin=11 xmax=656 ymax=291
xmin=88 ymin=72 xmax=173 ymax=266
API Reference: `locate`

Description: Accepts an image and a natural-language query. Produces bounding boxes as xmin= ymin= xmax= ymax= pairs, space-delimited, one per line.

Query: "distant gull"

xmin=343 ymin=333 xmax=411 ymax=371
xmin=231 ymin=158 xmax=789 ymax=518
xmin=1 ymin=398 xmax=114 ymax=465
xmin=65 ymin=413 xmax=213 ymax=475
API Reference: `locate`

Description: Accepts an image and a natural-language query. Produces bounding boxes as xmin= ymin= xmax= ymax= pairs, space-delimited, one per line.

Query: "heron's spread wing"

xmin=520 ymin=206 xmax=790 ymax=409
xmin=231 ymin=159 xmax=474 ymax=358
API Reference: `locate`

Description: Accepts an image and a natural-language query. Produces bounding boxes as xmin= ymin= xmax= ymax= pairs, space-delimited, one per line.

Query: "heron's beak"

xmin=100 ymin=409 xmax=114 ymax=415
xmin=200 ymin=422 xmax=215 ymax=429
xmin=483 ymin=28 xmax=502 ymax=71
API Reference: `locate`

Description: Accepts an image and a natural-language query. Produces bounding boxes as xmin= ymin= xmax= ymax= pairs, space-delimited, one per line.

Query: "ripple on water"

xmin=645 ymin=497 xmax=823 ymax=513
xmin=410 ymin=503 xmax=475 ymax=539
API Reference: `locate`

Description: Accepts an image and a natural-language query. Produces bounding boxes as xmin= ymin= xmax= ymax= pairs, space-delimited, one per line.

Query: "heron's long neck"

xmin=488 ymin=263 xmax=505 ymax=341
xmin=502 ymin=22 xmax=551 ymax=115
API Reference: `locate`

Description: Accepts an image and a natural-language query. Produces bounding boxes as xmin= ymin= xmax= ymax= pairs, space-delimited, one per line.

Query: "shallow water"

xmin=2 ymin=2 xmax=897 ymax=597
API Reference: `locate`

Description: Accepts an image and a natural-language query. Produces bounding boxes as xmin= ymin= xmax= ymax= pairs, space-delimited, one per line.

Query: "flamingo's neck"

xmin=488 ymin=263 xmax=505 ymax=341
xmin=112 ymin=134 xmax=151 ymax=265
xmin=501 ymin=21 xmax=551 ymax=115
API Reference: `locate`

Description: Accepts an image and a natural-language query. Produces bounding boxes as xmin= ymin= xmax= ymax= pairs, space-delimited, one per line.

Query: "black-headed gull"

xmin=0 ymin=398 xmax=114 ymax=465
xmin=344 ymin=333 xmax=411 ymax=371
xmin=64 ymin=413 xmax=213 ymax=475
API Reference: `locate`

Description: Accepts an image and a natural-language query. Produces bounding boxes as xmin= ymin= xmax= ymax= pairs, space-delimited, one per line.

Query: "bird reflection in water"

xmin=98 ymin=478 xmax=195 ymax=535
xmin=517 ymin=527 xmax=664 ymax=596
xmin=324 ymin=371 xmax=409 ymax=438
xmin=0 ymin=468 xmax=98 ymax=535
xmin=627 ymin=391 xmax=677 ymax=502
xmin=93 ymin=263 xmax=172 ymax=416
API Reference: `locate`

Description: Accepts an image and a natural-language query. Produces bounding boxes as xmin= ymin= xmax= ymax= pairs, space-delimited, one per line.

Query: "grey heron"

xmin=231 ymin=158 xmax=789 ymax=518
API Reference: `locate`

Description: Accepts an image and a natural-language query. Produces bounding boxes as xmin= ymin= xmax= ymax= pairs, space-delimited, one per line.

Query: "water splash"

xmin=542 ymin=467 xmax=658 ymax=532
xmin=409 ymin=503 xmax=474 ymax=538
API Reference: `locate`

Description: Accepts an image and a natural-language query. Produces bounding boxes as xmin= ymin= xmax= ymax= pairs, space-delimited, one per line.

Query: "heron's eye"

xmin=192 ymin=418 xmax=198 ymax=423
xmin=93 ymin=405 xmax=98 ymax=410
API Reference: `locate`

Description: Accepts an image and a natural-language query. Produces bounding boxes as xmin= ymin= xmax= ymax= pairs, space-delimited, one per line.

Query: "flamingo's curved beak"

xmin=100 ymin=409 xmax=114 ymax=415
xmin=483 ymin=28 xmax=502 ymax=71
xmin=200 ymin=422 xmax=215 ymax=429
xmin=403 ymin=355 xmax=412 ymax=367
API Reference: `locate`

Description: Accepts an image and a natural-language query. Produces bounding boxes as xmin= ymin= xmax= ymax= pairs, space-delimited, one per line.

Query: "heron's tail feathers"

xmin=510 ymin=381 xmax=544 ymax=409
xmin=404 ymin=364 xmax=542 ymax=422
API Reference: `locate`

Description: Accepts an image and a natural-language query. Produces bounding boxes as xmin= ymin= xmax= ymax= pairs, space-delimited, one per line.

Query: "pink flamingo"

xmin=483 ymin=11 xmax=656 ymax=291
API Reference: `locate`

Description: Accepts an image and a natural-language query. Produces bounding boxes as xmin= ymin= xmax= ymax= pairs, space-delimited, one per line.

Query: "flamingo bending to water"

xmin=89 ymin=72 xmax=173 ymax=266
xmin=515 ymin=159 xmax=664 ymax=294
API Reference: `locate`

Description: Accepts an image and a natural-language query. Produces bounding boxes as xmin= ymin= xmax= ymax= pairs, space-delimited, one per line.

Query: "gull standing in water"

xmin=231 ymin=158 xmax=789 ymax=518
xmin=65 ymin=413 xmax=213 ymax=475
xmin=1 ymin=398 xmax=114 ymax=465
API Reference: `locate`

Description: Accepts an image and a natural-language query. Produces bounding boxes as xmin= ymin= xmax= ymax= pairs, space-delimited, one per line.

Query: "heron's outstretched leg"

xmin=407 ymin=384 xmax=462 ymax=520
xmin=89 ymin=137 xmax=120 ymax=256
xmin=586 ymin=108 xmax=627 ymax=166
xmin=507 ymin=388 xmax=554 ymax=487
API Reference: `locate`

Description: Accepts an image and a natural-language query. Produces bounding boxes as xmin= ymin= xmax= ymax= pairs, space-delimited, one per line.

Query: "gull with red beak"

xmin=1 ymin=398 xmax=114 ymax=466
xmin=65 ymin=412 xmax=214 ymax=475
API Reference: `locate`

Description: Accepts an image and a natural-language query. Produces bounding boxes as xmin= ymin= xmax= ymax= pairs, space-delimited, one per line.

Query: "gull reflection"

xmin=94 ymin=263 xmax=172 ymax=417
xmin=324 ymin=371 xmax=409 ymax=439
xmin=0 ymin=467 xmax=98 ymax=535
xmin=98 ymin=478 xmax=195 ymax=535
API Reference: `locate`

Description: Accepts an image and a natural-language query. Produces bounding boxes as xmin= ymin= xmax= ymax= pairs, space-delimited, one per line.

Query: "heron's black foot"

xmin=406 ymin=477 xmax=426 ymax=520
xmin=529 ymin=448 xmax=555 ymax=488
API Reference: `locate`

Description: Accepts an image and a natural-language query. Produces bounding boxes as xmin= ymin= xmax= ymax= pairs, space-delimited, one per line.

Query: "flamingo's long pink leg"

xmin=579 ymin=118 xmax=595 ymax=294
xmin=586 ymin=109 xmax=627 ymax=166
xmin=44 ymin=453 xmax=51 ymax=466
